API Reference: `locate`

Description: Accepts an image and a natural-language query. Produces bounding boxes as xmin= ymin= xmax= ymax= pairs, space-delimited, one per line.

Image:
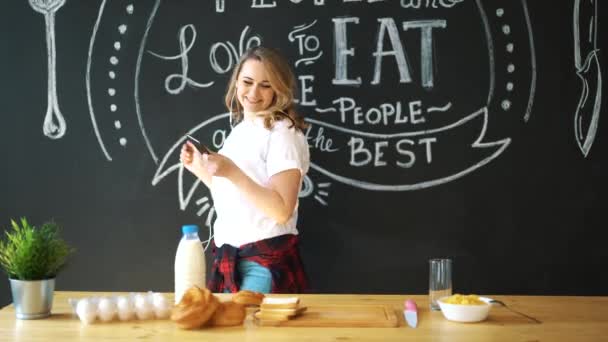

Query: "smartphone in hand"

xmin=185 ymin=134 xmax=211 ymax=154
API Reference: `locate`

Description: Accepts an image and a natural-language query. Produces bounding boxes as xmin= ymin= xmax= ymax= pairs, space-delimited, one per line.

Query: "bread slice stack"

xmin=253 ymin=296 xmax=307 ymax=322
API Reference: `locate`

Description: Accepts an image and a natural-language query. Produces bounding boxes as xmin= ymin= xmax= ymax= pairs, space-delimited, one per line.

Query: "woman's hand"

xmin=204 ymin=153 xmax=239 ymax=179
xmin=180 ymin=141 xmax=239 ymax=181
xmin=180 ymin=141 xmax=202 ymax=175
xmin=180 ymin=141 xmax=213 ymax=187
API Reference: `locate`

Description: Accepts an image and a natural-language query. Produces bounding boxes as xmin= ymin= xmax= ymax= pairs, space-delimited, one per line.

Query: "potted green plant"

xmin=0 ymin=217 xmax=74 ymax=319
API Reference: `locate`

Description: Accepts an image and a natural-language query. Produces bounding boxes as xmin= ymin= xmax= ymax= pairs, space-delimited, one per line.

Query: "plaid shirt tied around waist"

xmin=207 ymin=234 xmax=309 ymax=293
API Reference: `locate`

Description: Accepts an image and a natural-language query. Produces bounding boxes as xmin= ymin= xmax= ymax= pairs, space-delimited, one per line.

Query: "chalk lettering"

xmin=372 ymin=18 xmax=412 ymax=85
xmin=212 ymin=129 xmax=226 ymax=149
xmin=332 ymin=97 xmax=428 ymax=126
xmin=332 ymin=17 xmax=362 ymax=86
xmin=288 ymin=20 xmax=323 ymax=67
xmin=396 ymin=137 xmax=436 ymax=168
xmin=216 ymin=0 xmax=224 ymax=12
xmin=403 ymin=20 xmax=447 ymax=88
xmin=252 ymin=0 xmax=277 ymax=8
xmin=401 ymin=0 xmax=464 ymax=9
xmin=348 ymin=137 xmax=372 ymax=166
xmin=298 ymin=75 xmax=317 ymax=106
xmin=306 ymin=126 xmax=339 ymax=152
xmin=348 ymin=137 xmax=436 ymax=168
xmin=148 ymin=25 xmax=214 ymax=95
xmin=334 ymin=18 xmax=445 ymax=88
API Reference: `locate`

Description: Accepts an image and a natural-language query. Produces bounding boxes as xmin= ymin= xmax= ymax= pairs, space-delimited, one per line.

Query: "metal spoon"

xmin=489 ymin=299 xmax=542 ymax=324
xmin=28 ymin=0 xmax=67 ymax=139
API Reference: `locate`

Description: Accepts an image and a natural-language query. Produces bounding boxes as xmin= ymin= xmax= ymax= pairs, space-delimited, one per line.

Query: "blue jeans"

xmin=224 ymin=260 xmax=272 ymax=293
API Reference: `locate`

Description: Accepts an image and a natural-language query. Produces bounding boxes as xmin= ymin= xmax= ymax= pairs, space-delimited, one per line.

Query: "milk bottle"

xmin=174 ymin=224 xmax=206 ymax=304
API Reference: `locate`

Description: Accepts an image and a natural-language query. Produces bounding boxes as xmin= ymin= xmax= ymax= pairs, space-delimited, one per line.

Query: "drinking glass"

xmin=429 ymin=258 xmax=452 ymax=310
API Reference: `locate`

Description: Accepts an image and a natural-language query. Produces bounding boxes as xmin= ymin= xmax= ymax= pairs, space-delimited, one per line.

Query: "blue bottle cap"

xmin=182 ymin=224 xmax=199 ymax=234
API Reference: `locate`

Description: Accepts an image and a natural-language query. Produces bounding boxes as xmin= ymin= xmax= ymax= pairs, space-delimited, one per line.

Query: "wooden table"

xmin=1 ymin=292 xmax=606 ymax=341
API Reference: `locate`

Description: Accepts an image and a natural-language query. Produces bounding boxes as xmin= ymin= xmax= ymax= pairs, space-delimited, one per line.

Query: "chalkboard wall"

xmin=1 ymin=0 xmax=606 ymax=306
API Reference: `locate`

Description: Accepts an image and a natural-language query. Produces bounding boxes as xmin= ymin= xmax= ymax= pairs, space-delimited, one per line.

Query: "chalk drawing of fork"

xmin=29 ymin=0 xmax=67 ymax=139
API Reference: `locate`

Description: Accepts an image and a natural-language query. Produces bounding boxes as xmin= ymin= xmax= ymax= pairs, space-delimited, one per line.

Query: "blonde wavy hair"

xmin=224 ymin=46 xmax=308 ymax=132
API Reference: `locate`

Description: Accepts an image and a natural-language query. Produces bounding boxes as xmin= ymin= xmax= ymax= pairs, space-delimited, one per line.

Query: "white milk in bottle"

xmin=174 ymin=224 xmax=206 ymax=304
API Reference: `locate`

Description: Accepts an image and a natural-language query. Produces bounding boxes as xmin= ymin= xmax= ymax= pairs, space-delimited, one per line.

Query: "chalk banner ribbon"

xmin=306 ymin=107 xmax=511 ymax=191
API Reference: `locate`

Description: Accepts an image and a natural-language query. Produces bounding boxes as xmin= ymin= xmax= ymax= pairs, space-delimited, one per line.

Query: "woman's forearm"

xmin=228 ymin=168 xmax=292 ymax=224
xmin=193 ymin=165 xmax=212 ymax=188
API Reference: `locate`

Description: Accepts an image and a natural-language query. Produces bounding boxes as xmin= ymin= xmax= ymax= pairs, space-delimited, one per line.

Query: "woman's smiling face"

xmin=236 ymin=60 xmax=275 ymax=114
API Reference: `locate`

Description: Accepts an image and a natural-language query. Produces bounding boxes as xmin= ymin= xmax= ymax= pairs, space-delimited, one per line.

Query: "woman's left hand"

xmin=204 ymin=153 xmax=239 ymax=179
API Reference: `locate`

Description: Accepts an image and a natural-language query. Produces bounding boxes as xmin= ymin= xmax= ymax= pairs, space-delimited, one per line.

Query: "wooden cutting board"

xmin=253 ymin=304 xmax=399 ymax=327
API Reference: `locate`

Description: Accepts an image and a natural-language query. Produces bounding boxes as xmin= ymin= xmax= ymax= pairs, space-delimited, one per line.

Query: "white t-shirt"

xmin=210 ymin=117 xmax=310 ymax=248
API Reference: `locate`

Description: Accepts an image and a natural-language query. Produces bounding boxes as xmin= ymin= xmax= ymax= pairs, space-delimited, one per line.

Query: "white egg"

xmin=116 ymin=296 xmax=132 ymax=310
xmin=134 ymin=293 xmax=154 ymax=320
xmin=68 ymin=298 xmax=79 ymax=314
xmin=152 ymin=293 xmax=171 ymax=319
xmin=76 ymin=299 xmax=97 ymax=324
xmin=116 ymin=296 xmax=135 ymax=321
xmin=88 ymin=296 xmax=100 ymax=307
xmin=97 ymin=297 xmax=117 ymax=322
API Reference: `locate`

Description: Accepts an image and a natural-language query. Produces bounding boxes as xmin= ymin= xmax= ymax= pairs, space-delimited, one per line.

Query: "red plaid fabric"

xmin=207 ymin=234 xmax=309 ymax=293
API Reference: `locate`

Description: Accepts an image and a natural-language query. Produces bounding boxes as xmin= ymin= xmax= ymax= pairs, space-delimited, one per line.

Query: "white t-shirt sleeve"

xmin=266 ymin=128 xmax=310 ymax=178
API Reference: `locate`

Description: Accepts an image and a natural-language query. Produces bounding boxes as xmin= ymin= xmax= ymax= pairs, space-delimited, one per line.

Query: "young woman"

xmin=180 ymin=46 xmax=309 ymax=294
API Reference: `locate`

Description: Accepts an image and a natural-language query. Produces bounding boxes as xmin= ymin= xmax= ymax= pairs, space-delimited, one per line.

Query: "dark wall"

xmin=1 ymin=0 xmax=607 ymax=306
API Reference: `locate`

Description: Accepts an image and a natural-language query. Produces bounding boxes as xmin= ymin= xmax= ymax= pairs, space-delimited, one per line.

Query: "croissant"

xmin=209 ymin=301 xmax=247 ymax=326
xmin=171 ymin=287 xmax=219 ymax=329
xmin=232 ymin=290 xmax=265 ymax=306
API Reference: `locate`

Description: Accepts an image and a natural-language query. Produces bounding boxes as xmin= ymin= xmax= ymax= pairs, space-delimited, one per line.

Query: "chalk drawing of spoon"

xmin=573 ymin=0 xmax=602 ymax=157
xmin=29 ymin=0 xmax=67 ymax=139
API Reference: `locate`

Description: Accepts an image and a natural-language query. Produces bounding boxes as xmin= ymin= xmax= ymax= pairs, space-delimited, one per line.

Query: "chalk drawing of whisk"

xmin=29 ymin=0 xmax=67 ymax=139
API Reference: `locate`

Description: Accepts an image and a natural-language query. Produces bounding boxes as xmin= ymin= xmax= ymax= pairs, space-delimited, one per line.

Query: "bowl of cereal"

xmin=437 ymin=294 xmax=492 ymax=323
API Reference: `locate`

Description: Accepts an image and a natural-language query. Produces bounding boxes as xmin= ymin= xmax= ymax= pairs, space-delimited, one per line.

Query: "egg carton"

xmin=68 ymin=292 xmax=171 ymax=324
